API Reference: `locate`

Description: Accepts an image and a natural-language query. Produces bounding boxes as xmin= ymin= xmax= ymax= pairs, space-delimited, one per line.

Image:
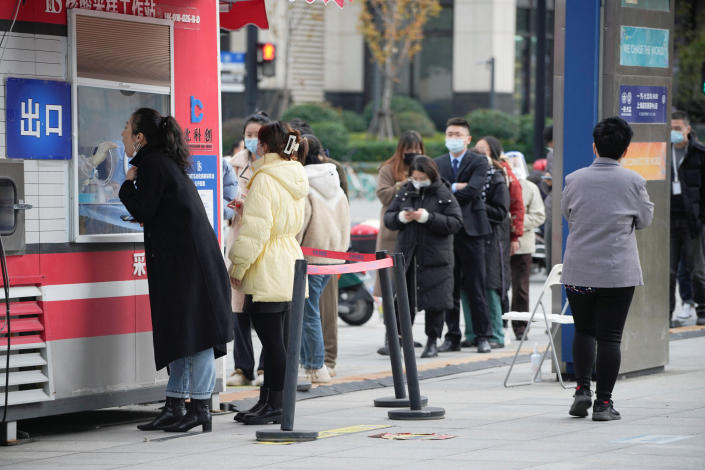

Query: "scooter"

xmin=337 ymin=272 xmax=374 ymax=326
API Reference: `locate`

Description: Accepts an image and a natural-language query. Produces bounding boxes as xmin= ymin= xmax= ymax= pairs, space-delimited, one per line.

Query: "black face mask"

xmin=403 ymin=152 xmax=418 ymax=166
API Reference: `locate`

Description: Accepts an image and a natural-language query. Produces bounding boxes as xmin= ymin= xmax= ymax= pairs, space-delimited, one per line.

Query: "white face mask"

xmin=412 ymin=179 xmax=431 ymax=190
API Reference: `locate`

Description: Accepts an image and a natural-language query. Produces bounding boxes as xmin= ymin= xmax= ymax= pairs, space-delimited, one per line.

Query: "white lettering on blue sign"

xmin=45 ymin=105 xmax=63 ymax=136
xmin=20 ymin=99 xmax=41 ymax=138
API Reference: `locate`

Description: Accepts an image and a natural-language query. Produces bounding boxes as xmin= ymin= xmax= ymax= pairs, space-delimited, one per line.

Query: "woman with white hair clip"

xmin=504 ymin=151 xmax=545 ymax=340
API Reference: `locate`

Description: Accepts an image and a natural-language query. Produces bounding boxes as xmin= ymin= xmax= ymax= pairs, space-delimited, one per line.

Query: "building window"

xmin=69 ymin=10 xmax=173 ymax=242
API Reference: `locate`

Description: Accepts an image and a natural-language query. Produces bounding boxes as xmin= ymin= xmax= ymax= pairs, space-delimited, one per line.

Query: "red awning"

xmin=219 ymin=0 xmax=269 ymax=31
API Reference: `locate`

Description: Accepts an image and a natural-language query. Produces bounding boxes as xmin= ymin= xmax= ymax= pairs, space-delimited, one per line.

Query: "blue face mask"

xmin=671 ymin=130 xmax=685 ymax=145
xmin=445 ymin=138 xmax=466 ymax=154
xmin=245 ymin=138 xmax=259 ymax=155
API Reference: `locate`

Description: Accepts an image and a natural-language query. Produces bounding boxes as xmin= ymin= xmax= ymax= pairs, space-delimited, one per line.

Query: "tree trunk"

xmin=369 ymin=58 xmax=395 ymax=140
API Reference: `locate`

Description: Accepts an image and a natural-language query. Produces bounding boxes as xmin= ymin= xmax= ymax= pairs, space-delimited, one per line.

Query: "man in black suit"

xmin=434 ymin=117 xmax=492 ymax=353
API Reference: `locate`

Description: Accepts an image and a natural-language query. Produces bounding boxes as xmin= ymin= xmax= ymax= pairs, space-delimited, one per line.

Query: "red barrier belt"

xmin=307 ymin=257 xmax=393 ymax=275
xmin=301 ymin=247 xmax=378 ymax=262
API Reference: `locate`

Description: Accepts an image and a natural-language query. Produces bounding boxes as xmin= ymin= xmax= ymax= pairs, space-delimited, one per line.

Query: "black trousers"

xmin=445 ymin=232 xmax=491 ymax=342
xmin=510 ymin=254 xmax=533 ymax=334
xmin=669 ymin=220 xmax=705 ymax=319
xmin=567 ymin=286 xmax=635 ymax=402
xmin=233 ymin=312 xmax=265 ymax=380
xmin=425 ymin=309 xmax=445 ymax=340
xmin=245 ymin=296 xmax=288 ymax=392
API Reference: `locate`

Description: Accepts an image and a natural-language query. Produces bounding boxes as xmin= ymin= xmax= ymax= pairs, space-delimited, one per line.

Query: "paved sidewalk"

xmin=3 ymin=334 xmax=703 ymax=469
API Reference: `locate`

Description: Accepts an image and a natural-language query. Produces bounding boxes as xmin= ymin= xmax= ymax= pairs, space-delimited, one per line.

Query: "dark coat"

xmin=119 ymin=146 xmax=233 ymax=371
xmin=671 ymin=137 xmax=705 ymax=237
xmin=384 ymin=179 xmax=463 ymax=312
xmin=435 ymin=152 xmax=491 ymax=237
xmin=483 ymin=167 xmax=510 ymax=294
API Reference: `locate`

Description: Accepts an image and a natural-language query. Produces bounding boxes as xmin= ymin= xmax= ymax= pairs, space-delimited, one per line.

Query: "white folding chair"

xmin=502 ymin=263 xmax=573 ymax=388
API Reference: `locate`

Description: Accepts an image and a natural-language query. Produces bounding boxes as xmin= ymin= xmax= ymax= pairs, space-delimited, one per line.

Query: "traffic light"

xmin=257 ymin=42 xmax=276 ymax=78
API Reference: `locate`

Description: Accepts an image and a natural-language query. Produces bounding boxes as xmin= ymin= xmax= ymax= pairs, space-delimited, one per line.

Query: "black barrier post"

xmin=374 ymin=251 xmax=428 ymax=408
xmin=256 ymin=259 xmax=318 ymax=442
xmin=388 ymin=253 xmax=445 ymax=420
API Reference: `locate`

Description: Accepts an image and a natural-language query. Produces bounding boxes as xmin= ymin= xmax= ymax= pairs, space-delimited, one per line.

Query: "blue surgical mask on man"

xmin=245 ymin=138 xmax=259 ymax=155
xmin=445 ymin=138 xmax=466 ymax=154
xmin=671 ymin=130 xmax=685 ymax=145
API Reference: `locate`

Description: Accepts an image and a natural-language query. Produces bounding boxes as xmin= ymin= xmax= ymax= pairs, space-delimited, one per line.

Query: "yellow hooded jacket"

xmin=228 ymin=153 xmax=309 ymax=302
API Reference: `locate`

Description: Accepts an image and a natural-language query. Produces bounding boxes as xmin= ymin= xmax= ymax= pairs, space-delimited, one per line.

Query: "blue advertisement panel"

xmin=187 ymin=155 xmax=219 ymax=237
xmin=618 ymin=85 xmax=667 ymax=124
xmin=5 ymin=78 xmax=72 ymax=159
xmin=620 ymin=26 xmax=669 ymax=68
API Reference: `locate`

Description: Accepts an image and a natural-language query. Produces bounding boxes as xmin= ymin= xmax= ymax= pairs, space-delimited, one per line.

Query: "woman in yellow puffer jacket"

xmin=228 ymin=121 xmax=309 ymax=425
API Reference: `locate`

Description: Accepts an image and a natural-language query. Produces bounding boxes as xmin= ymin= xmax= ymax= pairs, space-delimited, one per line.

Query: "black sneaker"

xmin=592 ymin=399 xmax=621 ymax=421
xmin=568 ymin=386 xmax=592 ymax=418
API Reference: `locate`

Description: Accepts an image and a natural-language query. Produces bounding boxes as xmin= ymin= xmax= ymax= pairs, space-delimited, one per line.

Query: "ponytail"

xmin=131 ymin=108 xmax=191 ymax=173
xmin=258 ymin=121 xmax=306 ymax=162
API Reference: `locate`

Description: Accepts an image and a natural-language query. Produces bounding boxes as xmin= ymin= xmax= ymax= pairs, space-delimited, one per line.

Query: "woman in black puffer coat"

xmin=384 ymin=156 xmax=463 ymax=358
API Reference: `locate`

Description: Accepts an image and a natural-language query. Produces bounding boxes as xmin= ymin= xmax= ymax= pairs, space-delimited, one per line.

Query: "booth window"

xmin=70 ymin=11 xmax=173 ymax=242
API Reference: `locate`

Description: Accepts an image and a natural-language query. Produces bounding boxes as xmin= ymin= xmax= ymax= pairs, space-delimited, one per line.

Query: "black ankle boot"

xmin=235 ymin=387 xmax=268 ymax=423
xmin=420 ymin=338 xmax=438 ymax=358
xmin=569 ymin=386 xmax=593 ymax=418
xmin=137 ymin=397 xmax=186 ymax=431
xmin=163 ymin=398 xmax=212 ymax=432
xmin=242 ymin=389 xmax=282 ymax=425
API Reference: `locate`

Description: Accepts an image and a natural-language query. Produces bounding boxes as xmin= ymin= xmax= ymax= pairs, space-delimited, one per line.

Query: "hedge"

xmin=363 ymin=95 xmax=431 ymax=126
xmin=281 ymin=102 xmax=343 ymax=126
xmin=397 ymin=111 xmax=437 ymax=137
xmin=311 ymin=121 xmax=350 ymax=160
xmin=466 ymin=109 xmax=520 ymax=141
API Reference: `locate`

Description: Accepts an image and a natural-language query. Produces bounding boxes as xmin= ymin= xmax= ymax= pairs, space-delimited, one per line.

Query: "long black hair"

xmin=408 ymin=155 xmax=439 ymax=182
xmin=302 ymin=134 xmax=323 ymax=166
xmin=243 ymin=110 xmax=271 ymax=134
xmin=131 ymin=108 xmax=191 ymax=173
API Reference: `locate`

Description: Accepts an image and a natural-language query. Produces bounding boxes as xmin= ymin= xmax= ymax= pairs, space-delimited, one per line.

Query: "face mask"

xmin=412 ymin=179 xmax=431 ymax=190
xmin=671 ymin=130 xmax=685 ymax=145
xmin=245 ymin=138 xmax=258 ymax=155
xmin=403 ymin=152 xmax=418 ymax=166
xmin=445 ymin=138 xmax=466 ymax=154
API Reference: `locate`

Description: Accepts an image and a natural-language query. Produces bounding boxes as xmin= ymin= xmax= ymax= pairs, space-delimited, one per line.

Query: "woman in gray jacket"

xmin=562 ymin=117 xmax=654 ymax=422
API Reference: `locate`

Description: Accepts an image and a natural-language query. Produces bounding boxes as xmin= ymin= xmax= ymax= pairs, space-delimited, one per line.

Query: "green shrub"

xmin=281 ymin=102 xmax=342 ymax=126
xmin=346 ymin=139 xmax=398 ymax=162
xmin=363 ymin=96 xmax=430 ymax=125
xmin=311 ymin=121 xmax=350 ymax=160
xmin=396 ymin=111 xmax=437 ymax=137
xmin=341 ymin=110 xmax=367 ymax=133
xmin=466 ymin=109 xmax=520 ymax=141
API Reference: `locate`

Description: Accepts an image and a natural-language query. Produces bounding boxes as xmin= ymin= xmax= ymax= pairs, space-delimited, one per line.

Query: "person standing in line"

xmin=297 ymin=135 xmax=350 ymax=383
xmin=384 ymin=156 xmax=463 ymax=358
xmin=120 ymin=108 xmax=233 ymax=433
xmin=505 ymin=151 xmax=545 ymax=340
xmin=669 ymin=111 xmax=705 ymax=327
xmin=225 ymin=111 xmax=271 ymax=388
xmin=289 ymin=119 xmax=349 ymax=376
xmin=563 ymin=117 xmax=653 ymax=421
xmin=434 ymin=117 xmax=493 ymax=354
xmin=228 ymin=121 xmax=309 ymax=426
xmin=375 ymin=131 xmax=426 ymax=355
xmin=462 ymin=137 xmax=510 ymax=349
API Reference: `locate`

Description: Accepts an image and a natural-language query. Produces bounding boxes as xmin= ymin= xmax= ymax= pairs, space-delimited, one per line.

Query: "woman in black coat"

xmin=119 ymin=108 xmax=233 ymax=434
xmin=384 ymin=156 xmax=463 ymax=358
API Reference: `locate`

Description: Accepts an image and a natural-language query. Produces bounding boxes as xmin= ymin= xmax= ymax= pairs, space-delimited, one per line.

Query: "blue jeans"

xmin=166 ymin=348 xmax=216 ymax=400
xmin=300 ymin=274 xmax=331 ymax=370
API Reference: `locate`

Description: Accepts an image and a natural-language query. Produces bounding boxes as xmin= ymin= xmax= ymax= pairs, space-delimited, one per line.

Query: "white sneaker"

xmin=678 ymin=303 xmax=696 ymax=321
xmin=226 ymin=369 xmax=252 ymax=387
xmin=326 ymin=365 xmax=336 ymax=378
xmin=254 ymin=369 xmax=264 ymax=386
xmin=306 ymin=366 xmax=331 ymax=384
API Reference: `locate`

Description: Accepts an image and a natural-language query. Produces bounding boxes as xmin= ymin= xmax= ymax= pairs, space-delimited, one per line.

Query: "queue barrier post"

xmin=373 ymin=250 xmax=427 ymax=408
xmin=387 ymin=253 xmax=445 ymax=420
xmin=256 ymin=259 xmax=318 ymax=442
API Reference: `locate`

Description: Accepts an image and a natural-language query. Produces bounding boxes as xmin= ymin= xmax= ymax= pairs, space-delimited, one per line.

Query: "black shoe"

xmin=514 ymin=329 xmax=527 ymax=341
xmin=163 ymin=398 xmax=212 ymax=432
xmin=235 ymin=387 xmax=268 ymax=423
xmin=476 ymin=339 xmax=491 ymax=353
xmin=460 ymin=338 xmax=477 ymax=348
xmin=489 ymin=341 xmax=505 ymax=349
xmin=414 ymin=341 xmax=423 ymax=348
xmin=420 ymin=339 xmax=438 ymax=358
xmin=137 ymin=397 xmax=187 ymax=431
xmin=242 ymin=389 xmax=282 ymax=425
xmin=569 ymin=386 xmax=592 ymax=418
xmin=438 ymin=339 xmax=461 ymax=352
xmin=697 ymin=316 xmax=705 ymax=326
xmin=592 ymin=399 xmax=621 ymax=421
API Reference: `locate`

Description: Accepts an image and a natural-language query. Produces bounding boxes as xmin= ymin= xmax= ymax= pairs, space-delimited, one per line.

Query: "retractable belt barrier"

xmin=300 ymin=247 xmax=393 ymax=275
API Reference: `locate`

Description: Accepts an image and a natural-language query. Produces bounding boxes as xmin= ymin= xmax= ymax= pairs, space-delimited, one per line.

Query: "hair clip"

xmin=283 ymin=135 xmax=299 ymax=155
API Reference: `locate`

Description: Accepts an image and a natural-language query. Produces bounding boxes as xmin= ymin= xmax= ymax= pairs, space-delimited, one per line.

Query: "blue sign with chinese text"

xmin=620 ymin=26 xmax=669 ymax=68
xmin=618 ymin=85 xmax=667 ymax=124
xmin=187 ymin=155 xmax=219 ymax=237
xmin=5 ymin=78 xmax=72 ymax=160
